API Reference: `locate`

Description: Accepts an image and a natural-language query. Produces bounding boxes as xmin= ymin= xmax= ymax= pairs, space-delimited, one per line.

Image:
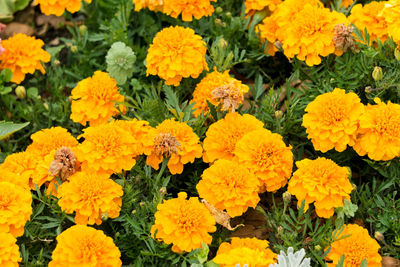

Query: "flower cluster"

xmin=70 ymin=71 xmax=126 ymax=127
xmin=146 ymin=26 xmax=208 ymax=86
xmin=288 ymin=157 xmax=353 ymax=218
xmin=35 ymin=0 xmax=92 ymax=16
xmin=49 ymin=225 xmax=122 ymax=267
xmin=325 ymin=224 xmax=382 ymax=266
xmin=151 ymin=192 xmax=216 ymax=252
xmin=213 ymin=237 xmax=277 ymax=266
xmin=0 ymin=233 xmax=21 ymax=267
xmin=0 ymin=33 xmax=50 ymax=84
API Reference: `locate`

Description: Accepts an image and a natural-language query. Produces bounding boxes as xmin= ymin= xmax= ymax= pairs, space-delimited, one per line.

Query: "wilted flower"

xmin=0 ymin=33 xmax=50 ymax=84
xmin=35 ymin=0 xmax=92 ymax=16
xmin=106 ymin=42 xmax=136 ymax=85
xmin=49 ymin=225 xmax=122 ymax=267
xmin=333 ymin=24 xmax=357 ymax=53
xmin=269 ymin=247 xmax=311 ymax=267
xmin=0 ymin=233 xmax=21 ymax=267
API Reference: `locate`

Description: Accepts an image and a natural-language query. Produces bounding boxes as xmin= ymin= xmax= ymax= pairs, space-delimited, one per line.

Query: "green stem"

xmin=154 ymin=158 xmax=168 ymax=188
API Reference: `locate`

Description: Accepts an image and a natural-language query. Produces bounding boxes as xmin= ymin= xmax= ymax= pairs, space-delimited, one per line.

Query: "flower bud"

xmin=374 ymin=231 xmax=384 ymax=242
xmin=79 ymin=25 xmax=87 ymax=35
xmin=70 ymin=45 xmax=78 ymax=53
xmin=215 ymin=18 xmax=223 ymax=27
xmin=139 ymin=201 xmax=146 ymax=207
xmin=275 ymin=110 xmax=283 ymax=119
xmin=365 ymin=86 xmax=372 ymax=94
xmin=314 ymin=245 xmax=321 ymax=251
xmin=131 ymin=209 xmax=136 ymax=215
xmin=277 ymin=226 xmax=284 ymax=235
xmin=15 ymin=86 xmax=26 ymax=99
xmin=159 ymin=187 xmax=167 ymax=197
xmin=217 ymin=38 xmax=228 ymax=49
xmin=282 ymin=192 xmax=291 ymax=204
xmin=101 ymin=212 xmax=109 ymax=221
xmin=43 ymin=102 xmax=49 ymax=110
xmin=395 ymin=48 xmax=400 ymax=61
xmin=372 ymin=66 xmax=383 ymax=81
xmin=215 ymin=6 xmax=223 ymax=14
xmin=225 ymin=12 xmax=232 ymax=19
xmin=54 ymin=59 xmax=61 ymax=66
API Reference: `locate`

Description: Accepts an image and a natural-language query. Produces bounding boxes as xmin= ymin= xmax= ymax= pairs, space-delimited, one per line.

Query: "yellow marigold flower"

xmin=197 ymin=159 xmax=260 ymax=217
xmin=325 ymin=224 xmax=382 ymax=266
xmin=203 ymin=112 xmax=264 ymax=163
xmin=163 ymin=0 xmax=216 ymax=21
xmin=151 ymin=192 xmax=216 ymax=253
xmin=26 ymin=127 xmax=78 ymax=158
xmin=190 ymin=69 xmax=249 ymax=117
xmin=35 ymin=0 xmax=92 ymax=16
xmin=70 ymin=71 xmax=126 ymax=127
xmin=381 ymin=0 xmax=400 ymax=43
xmin=353 ymin=98 xmax=400 ymax=161
xmin=302 ymin=88 xmax=365 ymax=153
xmin=0 ymin=151 xmax=37 ymax=189
xmin=49 ymin=225 xmax=122 ymax=267
xmin=0 ymin=181 xmax=32 ymax=237
xmin=144 ymin=119 xmax=202 ymax=175
xmin=234 ymin=129 xmax=293 ymax=193
xmin=0 ymin=232 xmax=21 ymax=267
xmin=213 ymin=237 xmax=277 ymax=267
xmin=76 ymin=122 xmax=139 ymax=175
xmin=0 ymin=169 xmax=30 ymax=191
xmin=288 ymin=157 xmax=353 ymax=218
xmin=349 ymin=2 xmax=388 ymax=43
xmin=341 ymin=0 xmax=353 ymax=8
xmin=146 ymin=26 xmax=208 ymax=86
xmin=0 ymin=33 xmax=50 ymax=84
xmin=133 ymin=0 xmax=163 ymax=11
xmin=58 ymin=172 xmax=123 ymax=225
xmin=245 ymin=0 xmax=281 ymax=14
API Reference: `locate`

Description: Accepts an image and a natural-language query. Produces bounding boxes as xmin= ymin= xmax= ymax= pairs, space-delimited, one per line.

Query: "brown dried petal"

xmin=201 ymin=199 xmax=243 ymax=231
xmin=48 ymin=147 xmax=79 ymax=180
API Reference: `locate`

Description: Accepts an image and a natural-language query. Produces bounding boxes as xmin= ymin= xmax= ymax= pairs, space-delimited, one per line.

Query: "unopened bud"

xmin=43 ymin=102 xmax=49 ymax=110
xmin=217 ymin=38 xmax=228 ymax=49
xmin=374 ymin=231 xmax=384 ymax=242
xmin=225 ymin=12 xmax=232 ymax=19
xmin=54 ymin=59 xmax=60 ymax=66
xmin=139 ymin=201 xmax=146 ymax=207
xmin=283 ymin=192 xmax=291 ymax=204
xmin=215 ymin=7 xmax=223 ymax=14
xmin=277 ymin=226 xmax=284 ymax=235
xmin=351 ymin=183 xmax=357 ymax=191
xmin=71 ymin=45 xmax=78 ymax=53
xmin=15 ymin=86 xmax=26 ymax=99
xmin=101 ymin=212 xmax=109 ymax=221
xmin=215 ymin=18 xmax=223 ymax=27
xmin=131 ymin=209 xmax=136 ymax=215
xmin=79 ymin=25 xmax=87 ymax=35
xmin=275 ymin=110 xmax=283 ymax=120
xmin=159 ymin=187 xmax=167 ymax=197
xmin=372 ymin=66 xmax=383 ymax=81
xmin=314 ymin=245 xmax=321 ymax=251
xmin=395 ymin=48 xmax=400 ymax=61
xmin=365 ymin=86 xmax=372 ymax=94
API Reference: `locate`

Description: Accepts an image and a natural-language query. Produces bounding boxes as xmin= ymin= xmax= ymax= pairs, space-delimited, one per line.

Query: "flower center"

xmin=211 ymin=84 xmax=243 ymax=112
xmin=154 ymin=133 xmax=181 ymax=157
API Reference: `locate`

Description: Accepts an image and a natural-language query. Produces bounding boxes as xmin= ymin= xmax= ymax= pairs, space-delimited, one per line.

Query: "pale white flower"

xmin=269 ymin=247 xmax=311 ymax=267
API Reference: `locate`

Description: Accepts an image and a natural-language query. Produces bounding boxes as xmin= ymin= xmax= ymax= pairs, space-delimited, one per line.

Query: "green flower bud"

xmin=79 ymin=25 xmax=87 ymax=35
xmin=283 ymin=192 xmax=291 ymax=204
xmin=374 ymin=231 xmax=384 ymax=242
xmin=395 ymin=48 xmax=400 ymax=61
xmin=101 ymin=212 xmax=109 ymax=221
xmin=15 ymin=86 xmax=26 ymax=99
xmin=275 ymin=110 xmax=283 ymax=119
xmin=70 ymin=45 xmax=78 ymax=53
xmin=215 ymin=6 xmax=223 ymax=14
xmin=217 ymin=38 xmax=228 ymax=49
xmin=372 ymin=66 xmax=383 ymax=81
xmin=106 ymin=42 xmax=136 ymax=85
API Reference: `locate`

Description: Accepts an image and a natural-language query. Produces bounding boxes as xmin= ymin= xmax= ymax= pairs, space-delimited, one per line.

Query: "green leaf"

xmin=1 ymin=69 xmax=13 ymax=82
xmin=0 ymin=121 xmax=30 ymax=140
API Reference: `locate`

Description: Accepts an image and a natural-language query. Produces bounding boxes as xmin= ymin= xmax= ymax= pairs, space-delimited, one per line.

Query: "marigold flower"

xmin=0 ymin=151 xmax=37 ymax=189
xmin=288 ymin=157 xmax=353 ymax=218
xmin=106 ymin=42 xmax=136 ymax=85
xmin=0 ymin=33 xmax=50 ymax=84
xmin=349 ymin=2 xmax=388 ymax=43
xmin=213 ymin=237 xmax=277 ymax=267
xmin=151 ymin=192 xmax=216 ymax=253
xmin=70 ymin=71 xmax=127 ymax=127
xmin=0 ymin=182 xmax=32 ymax=237
xmin=0 ymin=232 xmax=21 ymax=267
xmin=190 ymin=69 xmax=249 ymax=117
xmin=353 ymin=98 xmax=400 ymax=161
xmin=26 ymin=127 xmax=78 ymax=158
xmin=144 ymin=119 xmax=202 ymax=174
xmin=325 ymin=224 xmax=382 ymax=266
xmin=163 ymin=0 xmax=216 ymax=21
xmin=379 ymin=1 xmax=400 ymax=43
xmin=146 ymin=26 xmax=208 ymax=86
xmin=49 ymin=225 xmax=122 ymax=267
xmin=203 ymin=112 xmax=264 ymax=163
xmin=244 ymin=0 xmax=281 ymax=14
xmin=341 ymin=0 xmax=353 ymax=8
xmin=0 ymin=169 xmax=30 ymax=191
xmin=197 ymin=159 xmax=260 ymax=217
xmin=57 ymin=172 xmax=123 ymax=225
xmin=35 ymin=0 xmax=92 ymax=16
xmin=302 ymin=88 xmax=365 ymax=153
xmin=76 ymin=122 xmax=139 ymax=175
xmin=133 ymin=0 xmax=163 ymax=11
xmin=234 ymin=129 xmax=293 ymax=193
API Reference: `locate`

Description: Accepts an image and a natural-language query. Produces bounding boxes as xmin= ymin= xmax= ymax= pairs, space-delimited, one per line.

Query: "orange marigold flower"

xmin=163 ymin=0 xmax=216 ymax=21
xmin=70 ymin=71 xmax=126 ymax=127
xmin=349 ymin=2 xmax=388 ymax=43
xmin=0 ymin=169 xmax=30 ymax=191
xmin=0 ymin=181 xmax=32 ymax=237
xmin=0 ymin=151 xmax=37 ymax=189
xmin=49 ymin=225 xmax=122 ymax=267
xmin=190 ymin=69 xmax=249 ymax=117
xmin=35 ymin=0 xmax=92 ymax=16
xmin=234 ymin=129 xmax=293 ymax=193
xmin=302 ymin=88 xmax=365 ymax=153
xmin=353 ymin=98 xmax=400 ymax=161
xmin=0 ymin=232 xmax=21 ymax=267
xmin=288 ymin=157 xmax=353 ymax=218
xmin=203 ymin=112 xmax=264 ymax=163
xmin=213 ymin=237 xmax=277 ymax=267
xmin=0 ymin=33 xmax=50 ymax=84
xmin=146 ymin=26 xmax=208 ymax=86
xmin=245 ymin=0 xmax=281 ymax=14
xmin=144 ymin=119 xmax=202 ymax=174
xmin=380 ymin=1 xmax=400 ymax=43
xmin=57 ymin=172 xmax=123 ymax=225
xmin=151 ymin=192 xmax=216 ymax=253
xmin=133 ymin=0 xmax=163 ymax=11
xmin=26 ymin=127 xmax=78 ymax=158
xmin=341 ymin=0 xmax=353 ymax=8
xmin=76 ymin=122 xmax=139 ymax=175
xmin=197 ymin=159 xmax=260 ymax=217
xmin=325 ymin=224 xmax=382 ymax=266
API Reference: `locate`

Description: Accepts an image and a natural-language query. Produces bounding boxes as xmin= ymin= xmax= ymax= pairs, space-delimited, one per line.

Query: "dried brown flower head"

xmin=211 ymin=83 xmax=244 ymax=112
xmin=154 ymin=133 xmax=181 ymax=157
xmin=201 ymin=199 xmax=243 ymax=231
xmin=333 ymin=23 xmax=357 ymax=53
xmin=49 ymin=147 xmax=80 ymax=180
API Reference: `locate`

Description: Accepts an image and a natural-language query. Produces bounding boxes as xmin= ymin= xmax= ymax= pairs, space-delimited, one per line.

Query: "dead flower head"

xmin=154 ymin=133 xmax=181 ymax=157
xmin=49 ymin=147 xmax=80 ymax=180
xmin=333 ymin=23 xmax=358 ymax=53
xmin=211 ymin=83 xmax=244 ymax=112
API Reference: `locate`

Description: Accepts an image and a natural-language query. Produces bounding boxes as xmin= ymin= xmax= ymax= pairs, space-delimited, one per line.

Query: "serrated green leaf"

xmin=0 ymin=121 xmax=30 ymax=140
